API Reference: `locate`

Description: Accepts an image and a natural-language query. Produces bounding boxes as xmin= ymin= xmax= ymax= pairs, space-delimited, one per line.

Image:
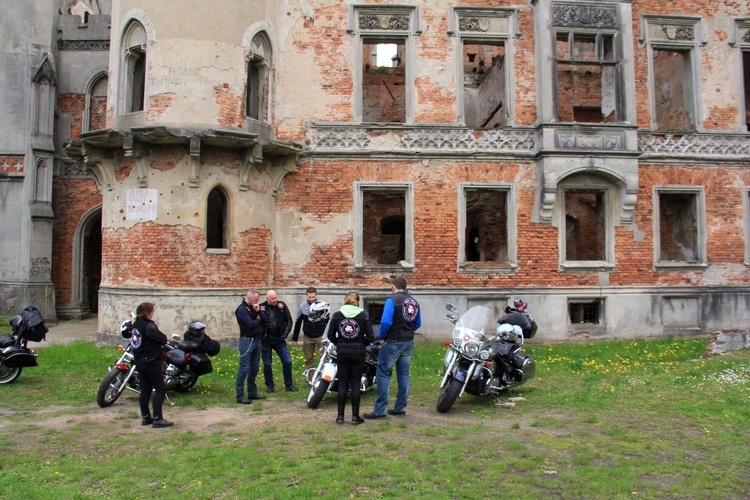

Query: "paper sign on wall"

xmin=126 ymin=189 xmax=158 ymax=220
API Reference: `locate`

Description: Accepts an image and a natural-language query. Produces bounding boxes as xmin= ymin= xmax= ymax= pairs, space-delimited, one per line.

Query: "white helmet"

xmin=308 ymin=301 xmax=330 ymax=323
xmin=496 ymin=323 xmax=522 ymax=342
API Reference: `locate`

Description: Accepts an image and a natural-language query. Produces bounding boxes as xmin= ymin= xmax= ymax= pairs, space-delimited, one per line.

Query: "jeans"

xmin=262 ymin=336 xmax=294 ymax=389
xmin=373 ymin=340 xmax=414 ymax=415
xmin=235 ymin=336 xmax=262 ymax=400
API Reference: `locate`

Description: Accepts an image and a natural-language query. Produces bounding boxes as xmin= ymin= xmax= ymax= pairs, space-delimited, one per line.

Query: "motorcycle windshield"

xmin=452 ymin=306 xmax=496 ymax=342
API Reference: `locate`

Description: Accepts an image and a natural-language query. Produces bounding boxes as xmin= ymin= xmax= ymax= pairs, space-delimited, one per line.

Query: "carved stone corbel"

xmin=268 ymin=155 xmax=300 ymax=197
xmin=132 ymin=143 xmax=149 ymax=188
xmin=189 ymin=135 xmax=201 ymax=188
xmin=238 ymin=143 xmax=262 ymax=191
xmin=82 ymin=144 xmax=115 ymax=191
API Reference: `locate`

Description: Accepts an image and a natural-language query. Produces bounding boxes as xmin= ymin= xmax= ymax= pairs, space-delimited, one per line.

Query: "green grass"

xmin=1 ymin=316 xmax=749 ymax=498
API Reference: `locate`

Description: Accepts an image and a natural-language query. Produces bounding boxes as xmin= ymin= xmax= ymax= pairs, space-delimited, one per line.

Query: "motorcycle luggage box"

xmin=2 ymin=347 xmax=38 ymax=368
xmin=166 ymin=348 xmax=188 ymax=367
xmin=188 ymin=352 xmax=213 ymax=375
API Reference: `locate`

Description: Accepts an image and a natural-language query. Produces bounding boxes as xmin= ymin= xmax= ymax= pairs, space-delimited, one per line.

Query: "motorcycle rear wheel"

xmin=436 ymin=377 xmax=463 ymax=413
xmin=307 ymin=379 xmax=330 ymax=409
xmin=0 ymin=364 xmax=22 ymax=384
xmin=97 ymin=368 xmax=129 ymax=407
xmin=175 ymin=374 xmax=198 ymax=392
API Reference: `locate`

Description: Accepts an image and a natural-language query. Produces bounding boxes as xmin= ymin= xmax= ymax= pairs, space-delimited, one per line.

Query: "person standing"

xmin=235 ymin=289 xmax=268 ymax=404
xmin=325 ymin=292 xmax=374 ymax=425
xmin=292 ymin=286 xmax=327 ymax=371
xmin=260 ymin=290 xmax=297 ymax=392
xmin=364 ymin=276 xmax=421 ymax=419
xmin=130 ymin=302 xmax=174 ymax=428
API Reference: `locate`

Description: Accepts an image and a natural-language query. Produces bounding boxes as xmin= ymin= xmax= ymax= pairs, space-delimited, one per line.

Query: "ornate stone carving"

xmin=638 ymin=133 xmax=750 ymax=158
xmin=31 ymin=257 xmax=51 ymax=279
xmin=459 ymin=17 xmax=490 ymax=32
xmin=0 ymin=156 xmax=24 ymax=174
xmin=359 ymin=14 xmax=410 ymax=31
xmin=552 ymin=4 xmax=618 ymax=29
xmin=57 ymin=40 xmax=110 ymax=51
xmin=556 ymin=130 xmax=625 ymax=151
xmin=661 ymin=25 xmax=694 ymax=41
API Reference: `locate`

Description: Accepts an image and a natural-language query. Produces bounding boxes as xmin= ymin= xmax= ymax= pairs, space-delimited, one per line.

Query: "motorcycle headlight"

xmin=464 ymin=341 xmax=481 ymax=357
xmin=479 ymin=348 xmax=492 ymax=361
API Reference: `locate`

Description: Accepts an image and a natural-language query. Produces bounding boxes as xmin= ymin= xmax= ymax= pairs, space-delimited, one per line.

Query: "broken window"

xmin=356 ymin=184 xmax=413 ymax=267
xmin=86 ymin=73 xmax=108 ymax=132
xmin=122 ymin=21 xmax=146 ymax=113
xmin=362 ymin=40 xmax=405 ymax=123
xmin=462 ymin=42 xmax=506 ymax=129
xmin=463 ymin=188 xmax=508 ymax=263
xmin=657 ymin=191 xmax=702 ymax=263
xmin=569 ymin=299 xmax=602 ymax=325
xmin=206 ymin=186 xmax=229 ymax=250
xmin=743 ymin=51 xmax=750 ymax=130
xmin=564 ymin=189 xmax=606 ymax=262
xmin=246 ymin=32 xmax=270 ymax=121
xmin=652 ymin=49 xmax=695 ymax=132
xmin=555 ymin=32 xmax=620 ymax=123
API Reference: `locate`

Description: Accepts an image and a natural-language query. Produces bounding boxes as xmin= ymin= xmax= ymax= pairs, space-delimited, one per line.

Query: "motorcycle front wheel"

xmin=306 ymin=379 xmax=330 ymax=409
xmin=96 ymin=368 xmax=129 ymax=407
xmin=436 ymin=377 xmax=463 ymax=413
xmin=0 ymin=364 xmax=22 ymax=384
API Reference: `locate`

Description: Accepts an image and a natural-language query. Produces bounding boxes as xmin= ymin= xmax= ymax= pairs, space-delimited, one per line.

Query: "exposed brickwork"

xmin=57 ymin=93 xmax=85 ymax=139
xmin=147 ymin=93 xmax=176 ymax=122
xmin=213 ymin=84 xmax=245 ymax=128
xmin=0 ymin=156 xmax=24 ymax=174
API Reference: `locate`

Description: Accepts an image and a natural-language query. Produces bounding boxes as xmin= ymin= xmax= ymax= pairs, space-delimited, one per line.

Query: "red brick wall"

xmin=57 ymin=93 xmax=85 ymax=139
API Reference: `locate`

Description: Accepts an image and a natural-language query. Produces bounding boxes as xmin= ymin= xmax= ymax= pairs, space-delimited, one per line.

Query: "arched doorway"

xmin=72 ymin=207 xmax=102 ymax=317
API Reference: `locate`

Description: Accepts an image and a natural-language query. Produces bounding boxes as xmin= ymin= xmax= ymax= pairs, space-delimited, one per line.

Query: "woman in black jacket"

xmin=131 ymin=302 xmax=174 ymax=428
xmin=325 ymin=292 xmax=374 ymax=425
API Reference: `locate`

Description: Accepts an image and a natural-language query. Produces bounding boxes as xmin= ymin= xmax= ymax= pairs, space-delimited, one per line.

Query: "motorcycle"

xmin=304 ymin=339 xmax=380 ymax=409
xmin=436 ymin=299 xmax=537 ymax=413
xmin=96 ymin=317 xmax=220 ymax=407
xmin=0 ymin=306 xmax=48 ymax=384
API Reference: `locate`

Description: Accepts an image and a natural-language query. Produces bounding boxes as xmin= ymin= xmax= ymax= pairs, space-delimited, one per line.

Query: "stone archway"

xmin=67 ymin=206 xmax=102 ymax=318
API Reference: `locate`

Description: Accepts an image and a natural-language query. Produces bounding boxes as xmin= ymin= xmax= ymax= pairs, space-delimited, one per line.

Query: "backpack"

xmin=20 ymin=306 xmax=48 ymax=342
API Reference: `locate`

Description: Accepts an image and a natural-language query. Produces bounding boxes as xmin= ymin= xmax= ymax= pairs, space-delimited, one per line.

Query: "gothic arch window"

xmin=206 ymin=186 xmax=229 ymax=250
xmin=121 ymin=20 xmax=147 ymax=113
xmin=85 ymin=72 xmax=108 ymax=132
xmin=246 ymin=32 xmax=271 ymax=120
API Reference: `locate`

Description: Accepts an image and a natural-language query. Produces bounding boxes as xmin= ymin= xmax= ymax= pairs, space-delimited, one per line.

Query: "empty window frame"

xmin=743 ymin=51 xmax=750 ymax=130
xmin=246 ymin=32 xmax=271 ymax=121
xmin=206 ymin=186 xmax=229 ymax=250
xmin=355 ymin=183 xmax=414 ymax=267
xmin=569 ymin=299 xmax=602 ymax=325
xmin=462 ymin=42 xmax=506 ymax=128
xmin=121 ymin=21 xmax=146 ymax=114
xmin=85 ymin=73 xmax=108 ymax=132
xmin=362 ymin=39 xmax=406 ymax=123
xmin=460 ymin=185 xmax=514 ymax=265
xmin=652 ymin=48 xmax=696 ymax=132
xmin=655 ymin=189 xmax=705 ymax=265
xmin=555 ymin=31 xmax=621 ymax=123
xmin=563 ymin=188 xmax=610 ymax=264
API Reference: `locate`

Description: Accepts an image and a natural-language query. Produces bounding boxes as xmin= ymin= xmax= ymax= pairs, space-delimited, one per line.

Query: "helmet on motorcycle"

xmin=185 ymin=321 xmax=207 ymax=343
xmin=9 ymin=315 xmax=24 ymax=333
xmin=496 ymin=323 xmax=522 ymax=342
xmin=513 ymin=298 xmax=527 ymax=312
xmin=120 ymin=320 xmax=133 ymax=339
xmin=308 ymin=301 xmax=330 ymax=323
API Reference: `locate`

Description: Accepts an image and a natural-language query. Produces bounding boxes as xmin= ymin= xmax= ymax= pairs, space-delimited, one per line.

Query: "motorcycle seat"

xmin=178 ymin=340 xmax=202 ymax=352
xmin=0 ymin=334 xmax=15 ymax=348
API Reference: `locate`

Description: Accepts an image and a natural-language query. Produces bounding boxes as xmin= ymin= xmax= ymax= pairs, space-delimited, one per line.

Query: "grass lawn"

xmin=1 ymin=322 xmax=749 ymax=498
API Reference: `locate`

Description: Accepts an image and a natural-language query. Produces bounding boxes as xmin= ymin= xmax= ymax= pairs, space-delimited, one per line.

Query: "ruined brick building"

xmin=3 ymin=0 xmax=750 ymax=342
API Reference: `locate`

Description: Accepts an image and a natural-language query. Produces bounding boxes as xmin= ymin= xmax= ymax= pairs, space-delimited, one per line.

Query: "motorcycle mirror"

xmin=171 ymin=333 xmax=180 ymax=340
xmin=446 ymin=303 xmax=457 ymax=313
xmin=130 ymin=312 xmax=136 ymax=320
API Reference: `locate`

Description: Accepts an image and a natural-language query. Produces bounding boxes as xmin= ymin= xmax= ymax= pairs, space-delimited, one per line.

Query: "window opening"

xmin=87 ymin=75 xmax=108 ymax=132
xmin=362 ymin=189 xmax=405 ymax=265
xmin=206 ymin=187 xmax=228 ymax=249
xmin=122 ymin=21 xmax=146 ymax=113
xmin=658 ymin=192 xmax=698 ymax=262
xmin=246 ymin=33 xmax=270 ymax=120
xmin=564 ymin=189 xmax=606 ymax=261
xmin=652 ymin=48 xmax=695 ymax=132
xmin=367 ymin=301 xmax=385 ymax=324
xmin=463 ymin=42 xmax=505 ymax=129
xmin=555 ymin=32 xmax=619 ymax=123
xmin=362 ymin=40 xmax=405 ymax=123
xmin=569 ymin=300 xmax=601 ymax=324
xmin=464 ymin=189 xmax=508 ymax=262
xmin=743 ymin=51 xmax=750 ymax=129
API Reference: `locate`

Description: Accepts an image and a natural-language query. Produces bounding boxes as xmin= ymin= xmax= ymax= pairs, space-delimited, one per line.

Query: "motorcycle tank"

xmin=1 ymin=347 xmax=38 ymax=368
xmin=188 ymin=352 xmax=213 ymax=375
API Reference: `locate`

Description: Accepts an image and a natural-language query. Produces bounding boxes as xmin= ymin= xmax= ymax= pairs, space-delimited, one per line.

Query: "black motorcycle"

xmin=436 ymin=300 xmax=537 ymax=413
xmin=96 ymin=318 xmax=220 ymax=407
xmin=0 ymin=306 xmax=48 ymax=384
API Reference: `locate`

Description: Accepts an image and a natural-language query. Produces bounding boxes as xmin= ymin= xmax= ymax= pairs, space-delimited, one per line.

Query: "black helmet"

xmin=185 ymin=321 xmax=207 ymax=343
xmin=9 ymin=315 xmax=24 ymax=333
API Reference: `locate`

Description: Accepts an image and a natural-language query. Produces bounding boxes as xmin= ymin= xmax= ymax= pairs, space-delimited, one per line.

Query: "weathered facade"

xmin=2 ymin=0 xmax=750 ymax=342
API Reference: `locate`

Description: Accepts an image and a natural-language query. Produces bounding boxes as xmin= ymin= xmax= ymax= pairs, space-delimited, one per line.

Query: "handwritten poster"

xmin=126 ymin=189 xmax=158 ymax=220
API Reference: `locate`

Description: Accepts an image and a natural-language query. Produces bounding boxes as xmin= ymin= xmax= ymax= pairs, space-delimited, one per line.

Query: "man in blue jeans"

xmin=235 ymin=289 xmax=267 ymax=404
xmin=260 ymin=290 xmax=297 ymax=392
xmin=364 ymin=276 xmax=421 ymax=419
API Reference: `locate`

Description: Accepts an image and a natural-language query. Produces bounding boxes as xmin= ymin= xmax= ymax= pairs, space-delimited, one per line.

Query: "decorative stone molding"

xmin=638 ymin=133 xmax=750 ymax=159
xmin=348 ymin=5 xmax=421 ymax=35
xmin=448 ymin=7 xmax=517 ymax=37
xmin=308 ymin=125 xmax=535 ymax=156
xmin=552 ymin=3 xmax=619 ymax=29
xmin=30 ymin=257 xmax=51 ymax=279
xmin=638 ymin=15 xmax=705 ymax=47
xmin=729 ymin=18 xmax=750 ymax=47
xmin=0 ymin=156 xmax=24 ymax=175
xmin=58 ymin=40 xmax=110 ymax=51
xmin=556 ymin=129 xmax=625 ymax=151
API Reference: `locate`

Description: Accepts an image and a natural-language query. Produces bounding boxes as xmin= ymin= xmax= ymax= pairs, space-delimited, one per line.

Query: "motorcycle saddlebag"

xmin=188 ymin=352 xmax=213 ymax=375
xmin=1 ymin=346 xmax=38 ymax=368
xmin=201 ymin=336 xmax=221 ymax=356
xmin=20 ymin=306 xmax=48 ymax=342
